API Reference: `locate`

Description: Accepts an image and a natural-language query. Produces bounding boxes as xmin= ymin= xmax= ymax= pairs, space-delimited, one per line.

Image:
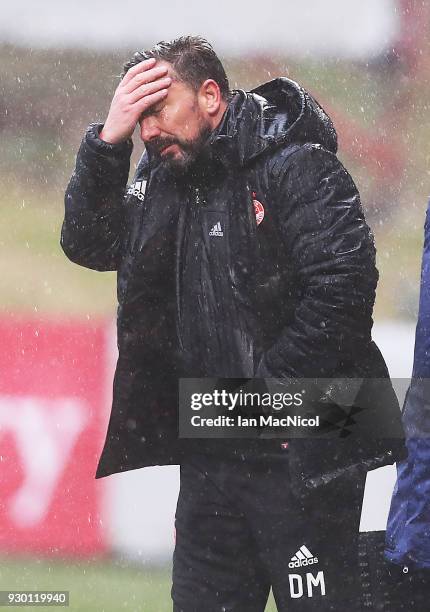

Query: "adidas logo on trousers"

xmin=289 ymin=545 xmax=319 ymax=568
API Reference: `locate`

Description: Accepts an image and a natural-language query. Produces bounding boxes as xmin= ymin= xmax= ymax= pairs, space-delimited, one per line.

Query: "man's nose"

xmin=140 ymin=117 xmax=161 ymax=142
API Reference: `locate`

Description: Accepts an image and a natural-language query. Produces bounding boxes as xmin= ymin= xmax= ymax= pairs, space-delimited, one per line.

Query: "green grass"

xmin=0 ymin=187 xmax=117 ymax=317
xmin=0 ymin=556 xmax=278 ymax=611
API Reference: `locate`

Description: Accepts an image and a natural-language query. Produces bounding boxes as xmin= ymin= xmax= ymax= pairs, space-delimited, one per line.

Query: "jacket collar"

xmin=208 ymin=77 xmax=338 ymax=168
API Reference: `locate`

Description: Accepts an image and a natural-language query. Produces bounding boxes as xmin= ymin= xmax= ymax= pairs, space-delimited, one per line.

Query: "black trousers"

xmin=172 ymin=452 xmax=366 ymax=611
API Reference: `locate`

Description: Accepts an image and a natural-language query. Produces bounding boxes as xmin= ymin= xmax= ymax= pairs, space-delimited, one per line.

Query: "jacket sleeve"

xmin=411 ymin=199 xmax=430 ymax=378
xmin=256 ymin=144 xmax=378 ymax=378
xmin=60 ymin=123 xmax=133 ymax=271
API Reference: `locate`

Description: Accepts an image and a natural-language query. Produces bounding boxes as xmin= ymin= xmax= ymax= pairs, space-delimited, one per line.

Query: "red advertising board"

xmin=0 ymin=317 xmax=110 ymax=556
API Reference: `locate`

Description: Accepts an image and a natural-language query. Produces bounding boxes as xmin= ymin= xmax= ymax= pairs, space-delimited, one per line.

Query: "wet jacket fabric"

xmin=386 ymin=200 xmax=430 ymax=569
xmin=61 ymin=77 xmax=406 ymax=494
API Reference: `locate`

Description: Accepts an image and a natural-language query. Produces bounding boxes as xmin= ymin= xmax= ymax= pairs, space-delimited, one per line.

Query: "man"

xmin=62 ymin=36 xmax=405 ymax=611
xmin=380 ymin=198 xmax=430 ymax=608
xmin=357 ymin=201 xmax=430 ymax=610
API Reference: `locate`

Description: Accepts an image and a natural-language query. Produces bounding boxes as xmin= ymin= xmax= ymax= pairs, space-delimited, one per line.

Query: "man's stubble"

xmin=144 ymin=120 xmax=214 ymax=176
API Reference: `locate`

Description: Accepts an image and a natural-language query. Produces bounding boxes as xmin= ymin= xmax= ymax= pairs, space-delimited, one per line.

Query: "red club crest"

xmin=252 ymin=191 xmax=265 ymax=226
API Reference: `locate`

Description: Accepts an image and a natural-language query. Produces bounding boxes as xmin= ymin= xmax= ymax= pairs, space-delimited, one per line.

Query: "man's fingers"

xmin=128 ymin=76 xmax=172 ymax=104
xmin=122 ymin=63 xmax=169 ymax=94
xmin=102 ymin=58 xmax=170 ymax=144
xmin=122 ymin=65 xmax=169 ymax=95
xmin=120 ymin=57 xmax=157 ymax=87
xmin=135 ymin=88 xmax=169 ymax=113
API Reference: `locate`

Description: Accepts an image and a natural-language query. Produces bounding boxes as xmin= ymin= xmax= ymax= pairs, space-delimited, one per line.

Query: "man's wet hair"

xmin=122 ymin=35 xmax=230 ymax=101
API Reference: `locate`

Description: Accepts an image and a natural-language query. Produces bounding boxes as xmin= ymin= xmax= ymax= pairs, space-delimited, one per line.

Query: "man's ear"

xmin=198 ymin=79 xmax=223 ymax=117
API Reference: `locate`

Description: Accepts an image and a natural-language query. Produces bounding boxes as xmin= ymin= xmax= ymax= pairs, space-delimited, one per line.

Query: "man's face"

xmin=139 ymin=61 xmax=213 ymax=172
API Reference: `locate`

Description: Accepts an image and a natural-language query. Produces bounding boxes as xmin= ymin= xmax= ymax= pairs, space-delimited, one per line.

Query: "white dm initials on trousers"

xmin=288 ymin=572 xmax=326 ymax=599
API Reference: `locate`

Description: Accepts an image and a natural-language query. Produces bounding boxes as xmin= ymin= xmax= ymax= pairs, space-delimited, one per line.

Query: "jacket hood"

xmin=209 ymin=77 xmax=338 ymax=166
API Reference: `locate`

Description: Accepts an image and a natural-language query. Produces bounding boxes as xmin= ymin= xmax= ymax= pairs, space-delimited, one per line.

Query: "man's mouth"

xmin=160 ymin=143 xmax=178 ymax=155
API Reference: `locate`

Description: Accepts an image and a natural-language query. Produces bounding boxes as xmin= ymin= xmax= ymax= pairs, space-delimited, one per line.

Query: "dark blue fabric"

xmin=385 ymin=200 xmax=430 ymax=569
xmin=413 ymin=202 xmax=430 ymax=379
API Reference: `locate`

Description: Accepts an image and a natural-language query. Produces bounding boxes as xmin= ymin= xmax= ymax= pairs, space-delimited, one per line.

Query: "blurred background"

xmin=0 ymin=1 xmax=428 ymax=610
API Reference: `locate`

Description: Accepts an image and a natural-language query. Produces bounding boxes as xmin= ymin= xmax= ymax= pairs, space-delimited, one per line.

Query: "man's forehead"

xmin=151 ymin=60 xmax=197 ymax=96
xmin=138 ymin=63 xmax=193 ymax=121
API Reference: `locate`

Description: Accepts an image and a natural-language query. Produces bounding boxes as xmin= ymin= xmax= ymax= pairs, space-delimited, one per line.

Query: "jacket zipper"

xmin=175 ymin=185 xmax=200 ymax=352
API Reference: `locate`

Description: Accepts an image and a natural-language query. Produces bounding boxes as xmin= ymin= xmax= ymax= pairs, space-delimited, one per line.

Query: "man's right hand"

xmin=100 ymin=58 xmax=171 ymax=144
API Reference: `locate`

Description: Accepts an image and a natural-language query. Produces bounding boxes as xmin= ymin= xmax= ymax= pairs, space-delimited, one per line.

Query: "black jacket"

xmin=62 ymin=77 xmax=406 ymax=495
